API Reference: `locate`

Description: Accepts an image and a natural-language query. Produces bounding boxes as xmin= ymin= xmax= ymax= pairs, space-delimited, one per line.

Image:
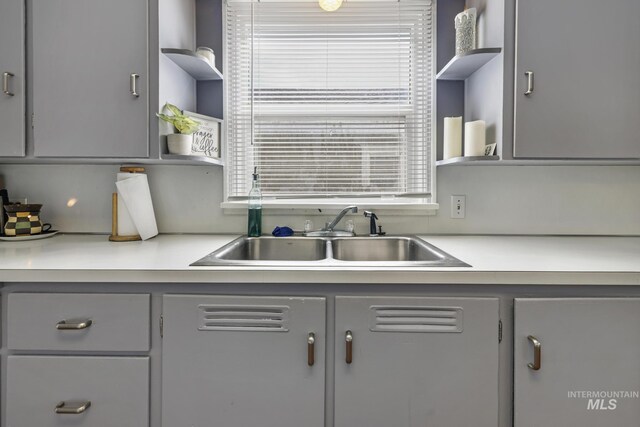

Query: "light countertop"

xmin=0 ymin=234 xmax=638 ymax=285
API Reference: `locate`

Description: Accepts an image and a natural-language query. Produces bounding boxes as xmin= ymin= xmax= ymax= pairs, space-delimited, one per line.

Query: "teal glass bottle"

xmin=247 ymin=167 xmax=262 ymax=237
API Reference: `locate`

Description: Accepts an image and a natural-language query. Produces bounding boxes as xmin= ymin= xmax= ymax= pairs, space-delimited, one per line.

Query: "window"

xmin=225 ymin=0 xmax=434 ymax=202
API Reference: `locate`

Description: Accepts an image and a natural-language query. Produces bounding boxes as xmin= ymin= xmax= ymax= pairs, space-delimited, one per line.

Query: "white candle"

xmin=443 ymin=116 xmax=462 ymax=160
xmin=464 ymin=120 xmax=486 ymax=156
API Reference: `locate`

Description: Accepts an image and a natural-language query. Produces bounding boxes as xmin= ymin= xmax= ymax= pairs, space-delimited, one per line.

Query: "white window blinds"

xmin=225 ymin=0 xmax=433 ymax=199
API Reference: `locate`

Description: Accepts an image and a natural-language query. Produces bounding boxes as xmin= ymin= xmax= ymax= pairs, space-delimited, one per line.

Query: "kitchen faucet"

xmin=325 ymin=206 xmax=358 ymax=232
xmin=304 ymin=206 xmax=358 ymax=237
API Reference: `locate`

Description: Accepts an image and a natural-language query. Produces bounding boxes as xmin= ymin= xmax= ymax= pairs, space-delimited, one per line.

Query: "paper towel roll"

xmin=116 ymin=174 xmax=158 ymax=240
xmin=443 ymin=117 xmax=462 ymax=159
xmin=116 ymin=173 xmax=139 ymax=236
xmin=464 ymin=120 xmax=486 ymax=156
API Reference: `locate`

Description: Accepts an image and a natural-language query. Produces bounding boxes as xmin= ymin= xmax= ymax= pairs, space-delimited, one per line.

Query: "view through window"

xmin=225 ymin=0 xmax=434 ymax=200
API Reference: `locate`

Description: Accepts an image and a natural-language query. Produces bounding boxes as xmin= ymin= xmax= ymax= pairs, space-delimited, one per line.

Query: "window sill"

xmin=221 ymin=198 xmax=439 ymax=216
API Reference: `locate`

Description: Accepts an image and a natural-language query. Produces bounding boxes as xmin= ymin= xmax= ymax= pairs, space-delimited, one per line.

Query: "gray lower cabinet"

xmin=161 ymin=295 xmax=327 ymax=427
xmin=6 ymin=356 xmax=150 ymax=427
xmin=334 ymin=296 xmax=500 ymax=427
xmin=7 ymin=293 xmax=151 ymax=352
xmin=0 ymin=0 xmax=25 ymax=156
xmin=31 ymin=0 xmax=149 ymax=158
xmin=514 ymin=298 xmax=640 ymax=426
xmin=513 ymin=0 xmax=640 ymax=159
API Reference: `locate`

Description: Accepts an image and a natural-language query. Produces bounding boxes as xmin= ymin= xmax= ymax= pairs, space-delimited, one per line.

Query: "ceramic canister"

xmin=455 ymin=8 xmax=477 ymax=55
xmin=3 ymin=204 xmax=46 ymax=236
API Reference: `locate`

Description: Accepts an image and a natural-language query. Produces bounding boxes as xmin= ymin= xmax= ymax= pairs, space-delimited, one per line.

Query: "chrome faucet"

xmin=304 ymin=205 xmax=358 ymax=237
xmin=325 ymin=205 xmax=358 ymax=232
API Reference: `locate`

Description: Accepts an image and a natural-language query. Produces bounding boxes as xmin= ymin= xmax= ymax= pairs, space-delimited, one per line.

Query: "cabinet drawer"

xmin=6 ymin=356 xmax=149 ymax=427
xmin=7 ymin=293 xmax=150 ymax=352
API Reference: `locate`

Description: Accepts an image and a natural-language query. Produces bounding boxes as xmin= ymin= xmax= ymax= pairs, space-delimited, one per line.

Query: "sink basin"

xmin=193 ymin=237 xmax=326 ymax=264
xmin=191 ymin=236 xmax=469 ymax=267
xmin=331 ymin=237 xmax=448 ymax=262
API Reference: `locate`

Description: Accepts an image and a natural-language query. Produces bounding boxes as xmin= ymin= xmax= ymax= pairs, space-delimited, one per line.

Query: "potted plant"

xmin=157 ymin=103 xmax=200 ymax=155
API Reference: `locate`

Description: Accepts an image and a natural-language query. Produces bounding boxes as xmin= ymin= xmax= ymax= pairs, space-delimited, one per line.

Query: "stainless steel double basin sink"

xmin=192 ymin=236 xmax=469 ymax=267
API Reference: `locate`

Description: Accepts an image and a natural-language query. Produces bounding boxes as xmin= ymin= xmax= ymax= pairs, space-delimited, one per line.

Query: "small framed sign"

xmin=183 ymin=111 xmax=222 ymax=159
xmin=484 ymin=143 xmax=497 ymax=156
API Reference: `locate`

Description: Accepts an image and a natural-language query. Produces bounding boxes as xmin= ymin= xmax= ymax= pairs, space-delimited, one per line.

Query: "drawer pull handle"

xmin=345 ymin=330 xmax=353 ymax=364
xmin=527 ymin=335 xmax=542 ymax=371
xmin=3 ymin=72 xmax=14 ymax=96
xmin=55 ymin=400 xmax=91 ymax=414
xmin=130 ymin=73 xmax=140 ymax=97
xmin=307 ymin=332 xmax=315 ymax=366
xmin=56 ymin=319 xmax=93 ymax=330
xmin=524 ymin=70 xmax=534 ymax=96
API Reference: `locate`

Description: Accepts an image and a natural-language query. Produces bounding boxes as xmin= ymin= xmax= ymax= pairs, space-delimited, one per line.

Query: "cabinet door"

xmin=6 ymin=356 xmax=149 ymax=427
xmin=31 ymin=0 xmax=148 ymax=158
xmin=0 ymin=0 xmax=25 ymax=156
xmin=514 ymin=298 xmax=640 ymax=426
xmin=514 ymin=0 xmax=640 ymax=158
xmin=334 ymin=296 xmax=499 ymax=427
xmin=162 ymin=295 xmax=326 ymax=427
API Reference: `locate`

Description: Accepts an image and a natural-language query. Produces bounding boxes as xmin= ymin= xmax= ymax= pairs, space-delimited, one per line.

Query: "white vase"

xmin=167 ymin=134 xmax=193 ymax=155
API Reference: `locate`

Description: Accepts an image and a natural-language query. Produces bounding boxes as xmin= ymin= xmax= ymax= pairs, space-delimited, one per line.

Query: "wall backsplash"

xmin=0 ymin=163 xmax=638 ymax=236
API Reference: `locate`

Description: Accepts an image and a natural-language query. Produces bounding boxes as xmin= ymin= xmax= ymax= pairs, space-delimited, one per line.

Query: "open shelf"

xmin=161 ymin=48 xmax=223 ymax=81
xmin=436 ymin=48 xmax=502 ymax=81
xmin=436 ymin=155 xmax=500 ymax=166
xmin=161 ymin=154 xmax=224 ymax=166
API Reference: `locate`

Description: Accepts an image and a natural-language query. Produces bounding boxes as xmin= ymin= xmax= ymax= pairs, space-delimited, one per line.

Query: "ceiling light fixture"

xmin=319 ymin=0 xmax=343 ymax=12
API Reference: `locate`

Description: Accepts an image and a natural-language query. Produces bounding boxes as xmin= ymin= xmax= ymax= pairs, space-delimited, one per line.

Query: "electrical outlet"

xmin=450 ymin=195 xmax=466 ymax=219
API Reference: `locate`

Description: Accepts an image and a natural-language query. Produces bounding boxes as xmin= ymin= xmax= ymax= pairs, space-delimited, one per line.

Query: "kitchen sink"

xmin=201 ymin=237 xmax=326 ymax=262
xmin=331 ymin=237 xmax=448 ymax=262
xmin=191 ymin=236 xmax=469 ymax=267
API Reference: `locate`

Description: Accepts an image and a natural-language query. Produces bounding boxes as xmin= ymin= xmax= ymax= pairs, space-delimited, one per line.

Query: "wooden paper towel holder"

xmin=109 ymin=166 xmax=144 ymax=242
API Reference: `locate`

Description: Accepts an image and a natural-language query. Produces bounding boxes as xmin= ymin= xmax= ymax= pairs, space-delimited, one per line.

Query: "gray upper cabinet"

xmin=31 ymin=0 xmax=149 ymax=158
xmin=334 ymin=296 xmax=500 ymax=427
xmin=514 ymin=298 xmax=640 ymax=426
xmin=514 ymin=0 xmax=640 ymax=159
xmin=0 ymin=0 xmax=25 ymax=157
xmin=162 ymin=295 xmax=326 ymax=427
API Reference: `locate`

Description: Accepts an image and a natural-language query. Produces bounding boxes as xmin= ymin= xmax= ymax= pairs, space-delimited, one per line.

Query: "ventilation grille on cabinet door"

xmin=369 ymin=306 xmax=463 ymax=333
xmin=198 ymin=305 xmax=290 ymax=332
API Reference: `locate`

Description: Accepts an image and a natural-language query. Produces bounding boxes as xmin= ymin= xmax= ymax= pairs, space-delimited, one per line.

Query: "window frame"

xmin=222 ymin=0 xmax=438 ymax=213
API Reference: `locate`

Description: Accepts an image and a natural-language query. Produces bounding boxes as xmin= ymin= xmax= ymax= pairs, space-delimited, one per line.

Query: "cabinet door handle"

xmin=56 ymin=319 xmax=93 ymax=330
xmin=527 ymin=335 xmax=541 ymax=370
xmin=345 ymin=330 xmax=353 ymax=364
xmin=3 ymin=72 xmax=14 ymax=97
xmin=130 ymin=73 xmax=140 ymax=97
xmin=307 ymin=332 xmax=315 ymax=366
xmin=55 ymin=400 xmax=91 ymax=414
xmin=524 ymin=71 xmax=534 ymax=96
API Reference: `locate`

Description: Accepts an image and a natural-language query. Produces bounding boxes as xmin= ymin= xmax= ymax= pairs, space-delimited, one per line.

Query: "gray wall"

xmin=1 ymin=163 xmax=638 ymax=236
